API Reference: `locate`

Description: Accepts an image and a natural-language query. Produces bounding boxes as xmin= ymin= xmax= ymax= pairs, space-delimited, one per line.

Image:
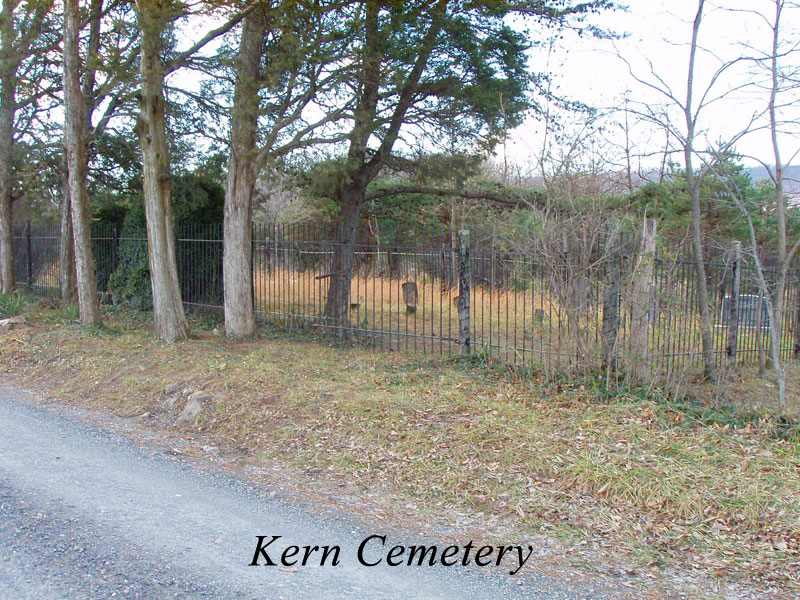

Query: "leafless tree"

xmin=619 ymin=0 xmax=757 ymax=381
xmin=705 ymin=0 xmax=800 ymax=411
xmin=732 ymin=0 xmax=800 ymax=363
xmin=712 ymin=162 xmax=787 ymax=408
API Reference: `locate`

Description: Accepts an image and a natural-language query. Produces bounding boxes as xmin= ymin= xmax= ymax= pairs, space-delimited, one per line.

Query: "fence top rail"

xmin=14 ymin=225 xmax=800 ymax=276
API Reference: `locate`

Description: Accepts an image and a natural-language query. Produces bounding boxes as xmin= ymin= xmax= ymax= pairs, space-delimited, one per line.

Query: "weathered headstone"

xmin=402 ymin=281 xmax=418 ymax=314
xmin=721 ymin=294 xmax=770 ymax=329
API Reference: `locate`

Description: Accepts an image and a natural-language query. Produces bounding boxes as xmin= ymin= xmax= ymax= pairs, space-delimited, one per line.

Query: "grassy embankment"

xmin=1 ymin=292 xmax=798 ymax=597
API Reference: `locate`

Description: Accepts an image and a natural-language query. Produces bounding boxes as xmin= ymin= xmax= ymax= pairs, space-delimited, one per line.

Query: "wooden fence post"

xmin=26 ymin=221 xmax=32 ymax=287
xmin=629 ymin=218 xmax=657 ymax=381
xmin=458 ymin=230 xmax=471 ymax=355
xmin=601 ymin=219 xmax=622 ymax=370
xmin=726 ymin=241 xmax=741 ymax=365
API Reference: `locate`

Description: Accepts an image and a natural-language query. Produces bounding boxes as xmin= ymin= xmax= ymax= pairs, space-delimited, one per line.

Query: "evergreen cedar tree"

xmin=222 ymin=0 xmax=610 ymax=338
xmin=0 ymin=0 xmax=60 ymax=294
xmin=314 ymin=0 xmax=608 ymax=331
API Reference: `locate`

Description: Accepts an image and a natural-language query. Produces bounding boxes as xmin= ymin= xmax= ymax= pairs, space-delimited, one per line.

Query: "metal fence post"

xmin=601 ymin=219 xmax=622 ymax=370
xmin=26 ymin=221 xmax=32 ymax=287
xmin=457 ymin=230 xmax=471 ymax=355
xmin=726 ymin=241 xmax=741 ymax=365
xmin=111 ymin=222 xmax=120 ymax=275
xmin=629 ymin=218 xmax=657 ymax=381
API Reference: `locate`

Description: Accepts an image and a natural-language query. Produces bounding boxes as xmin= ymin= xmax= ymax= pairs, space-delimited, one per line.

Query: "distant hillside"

xmin=495 ymin=165 xmax=800 ymax=196
xmin=746 ymin=165 xmax=800 ymax=193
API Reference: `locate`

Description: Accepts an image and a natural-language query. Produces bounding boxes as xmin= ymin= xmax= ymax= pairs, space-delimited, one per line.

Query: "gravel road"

xmin=0 ymin=384 xmax=613 ymax=599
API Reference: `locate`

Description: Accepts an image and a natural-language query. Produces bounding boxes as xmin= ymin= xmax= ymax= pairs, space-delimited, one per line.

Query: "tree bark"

xmin=768 ymin=0 xmax=787 ymax=365
xmin=0 ymin=149 xmax=12 ymax=293
xmin=135 ymin=0 xmax=189 ymax=341
xmin=685 ymin=0 xmax=716 ymax=381
xmin=629 ymin=218 xmax=657 ymax=382
xmin=321 ymin=0 xmax=381 ymax=335
xmin=0 ymin=0 xmax=17 ymax=294
xmin=59 ymin=152 xmax=77 ymax=305
xmin=323 ymin=186 xmax=363 ymax=336
xmin=687 ymin=174 xmax=715 ymax=380
xmin=64 ymin=0 xmax=102 ymax=325
xmin=223 ymin=8 xmax=267 ymax=339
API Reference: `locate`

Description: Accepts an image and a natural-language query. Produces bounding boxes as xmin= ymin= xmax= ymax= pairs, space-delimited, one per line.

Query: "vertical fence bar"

xmin=458 ymin=230 xmax=471 ymax=355
xmin=726 ymin=241 xmax=741 ymax=365
xmin=25 ymin=221 xmax=32 ymax=287
xmin=112 ymin=222 xmax=119 ymax=283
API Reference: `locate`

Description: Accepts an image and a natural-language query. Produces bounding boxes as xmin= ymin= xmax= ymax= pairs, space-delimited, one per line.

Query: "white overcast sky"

xmin=505 ymin=0 xmax=800 ymax=173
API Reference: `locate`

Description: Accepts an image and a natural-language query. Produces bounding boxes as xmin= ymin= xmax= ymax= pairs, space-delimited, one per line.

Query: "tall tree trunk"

xmin=685 ymin=0 xmax=716 ymax=381
xmin=223 ymin=9 xmax=267 ymax=339
xmin=0 ymin=0 xmax=16 ymax=294
xmin=320 ymin=0 xmax=381 ymax=337
xmin=769 ymin=0 xmax=786 ymax=365
xmin=64 ymin=0 xmax=102 ymax=326
xmin=0 ymin=145 xmax=12 ymax=294
xmin=323 ymin=186 xmax=363 ymax=337
xmin=135 ymin=0 xmax=189 ymax=342
xmin=688 ymin=177 xmax=715 ymax=380
xmin=59 ymin=153 xmax=77 ymax=305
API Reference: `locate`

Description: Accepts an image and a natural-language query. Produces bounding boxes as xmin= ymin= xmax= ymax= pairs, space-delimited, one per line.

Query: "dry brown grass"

xmin=252 ymin=267 xmax=600 ymax=366
xmin=252 ymin=267 xmax=799 ymax=385
xmin=1 ymin=299 xmax=798 ymax=598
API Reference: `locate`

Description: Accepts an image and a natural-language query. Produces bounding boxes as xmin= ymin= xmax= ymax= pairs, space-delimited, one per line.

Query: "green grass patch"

xmin=0 ymin=291 xmax=25 ymax=318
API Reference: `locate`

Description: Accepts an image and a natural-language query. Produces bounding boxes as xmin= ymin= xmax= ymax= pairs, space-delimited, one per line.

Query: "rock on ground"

xmin=0 ymin=316 xmax=25 ymax=335
xmin=176 ymin=392 xmax=211 ymax=426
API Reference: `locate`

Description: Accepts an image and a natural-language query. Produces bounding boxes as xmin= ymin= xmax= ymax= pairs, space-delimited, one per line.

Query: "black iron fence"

xmin=12 ymin=220 xmax=800 ymax=382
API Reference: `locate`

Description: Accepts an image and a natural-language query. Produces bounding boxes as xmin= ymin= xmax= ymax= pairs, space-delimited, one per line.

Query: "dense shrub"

xmin=104 ymin=172 xmax=224 ymax=311
xmin=107 ymin=205 xmax=151 ymax=309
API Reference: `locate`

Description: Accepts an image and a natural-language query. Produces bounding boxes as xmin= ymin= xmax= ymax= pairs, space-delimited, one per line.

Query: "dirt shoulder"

xmin=1 ymin=300 xmax=798 ymax=599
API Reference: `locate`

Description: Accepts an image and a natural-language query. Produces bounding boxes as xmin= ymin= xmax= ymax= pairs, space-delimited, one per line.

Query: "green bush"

xmin=107 ymin=205 xmax=151 ymax=310
xmin=0 ymin=291 xmax=25 ymax=318
xmin=104 ymin=172 xmax=225 ymax=311
xmin=110 ymin=263 xmax=153 ymax=311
